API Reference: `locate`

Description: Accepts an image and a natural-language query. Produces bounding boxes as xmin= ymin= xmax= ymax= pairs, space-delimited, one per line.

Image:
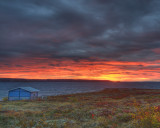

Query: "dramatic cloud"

xmin=0 ymin=0 xmax=160 ymax=81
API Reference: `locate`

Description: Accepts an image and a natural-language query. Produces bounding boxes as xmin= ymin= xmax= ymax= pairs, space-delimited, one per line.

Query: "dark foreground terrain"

xmin=0 ymin=88 xmax=160 ymax=128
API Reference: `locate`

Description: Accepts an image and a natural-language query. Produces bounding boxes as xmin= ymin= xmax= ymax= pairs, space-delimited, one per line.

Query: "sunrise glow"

xmin=0 ymin=58 xmax=160 ymax=81
xmin=0 ymin=0 xmax=160 ymax=82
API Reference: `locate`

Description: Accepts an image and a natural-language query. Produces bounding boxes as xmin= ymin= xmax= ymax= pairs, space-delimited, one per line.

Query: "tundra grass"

xmin=0 ymin=88 xmax=160 ymax=128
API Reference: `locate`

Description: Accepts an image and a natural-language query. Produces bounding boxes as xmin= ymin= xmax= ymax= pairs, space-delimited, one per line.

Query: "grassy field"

xmin=0 ymin=88 xmax=160 ymax=128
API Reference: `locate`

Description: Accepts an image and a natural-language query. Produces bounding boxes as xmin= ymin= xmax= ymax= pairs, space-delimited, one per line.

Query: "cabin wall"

xmin=8 ymin=89 xmax=20 ymax=100
xmin=19 ymin=89 xmax=31 ymax=100
xmin=8 ymin=88 xmax=31 ymax=101
xmin=30 ymin=92 xmax=38 ymax=100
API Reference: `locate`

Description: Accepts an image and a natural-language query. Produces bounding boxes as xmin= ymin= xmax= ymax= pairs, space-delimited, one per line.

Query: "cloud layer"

xmin=0 ymin=0 xmax=160 ymax=81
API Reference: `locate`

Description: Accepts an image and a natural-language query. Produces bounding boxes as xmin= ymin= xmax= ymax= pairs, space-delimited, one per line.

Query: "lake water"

xmin=0 ymin=81 xmax=160 ymax=100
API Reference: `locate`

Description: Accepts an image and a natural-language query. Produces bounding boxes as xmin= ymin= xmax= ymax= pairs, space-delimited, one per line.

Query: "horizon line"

xmin=0 ymin=78 xmax=160 ymax=82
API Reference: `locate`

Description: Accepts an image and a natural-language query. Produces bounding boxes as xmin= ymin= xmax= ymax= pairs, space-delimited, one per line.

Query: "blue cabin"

xmin=8 ymin=87 xmax=39 ymax=101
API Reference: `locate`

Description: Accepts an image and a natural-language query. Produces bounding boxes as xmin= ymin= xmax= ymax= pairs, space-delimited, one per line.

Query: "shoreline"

xmin=1 ymin=88 xmax=160 ymax=102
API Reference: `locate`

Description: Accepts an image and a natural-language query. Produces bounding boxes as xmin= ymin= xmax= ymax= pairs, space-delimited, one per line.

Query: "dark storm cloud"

xmin=15 ymin=65 xmax=23 ymax=67
xmin=0 ymin=0 xmax=160 ymax=62
xmin=119 ymin=65 xmax=160 ymax=71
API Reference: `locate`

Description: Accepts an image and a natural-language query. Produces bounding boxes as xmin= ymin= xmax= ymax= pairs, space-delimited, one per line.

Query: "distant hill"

xmin=0 ymin=78 xmax=112 ymax=82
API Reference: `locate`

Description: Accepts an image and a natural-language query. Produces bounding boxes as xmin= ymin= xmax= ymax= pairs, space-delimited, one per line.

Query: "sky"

xmin=0 ymin=0 xmax=160 ymax=81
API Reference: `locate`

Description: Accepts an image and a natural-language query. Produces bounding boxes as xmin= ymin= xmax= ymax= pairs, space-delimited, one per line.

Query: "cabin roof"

xmin=9 ymin=87 xmax=39 ymax=92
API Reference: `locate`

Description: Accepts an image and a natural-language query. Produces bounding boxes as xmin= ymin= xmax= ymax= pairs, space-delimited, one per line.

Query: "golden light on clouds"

xmin=1 ymin=58 xmax=160 ymax=81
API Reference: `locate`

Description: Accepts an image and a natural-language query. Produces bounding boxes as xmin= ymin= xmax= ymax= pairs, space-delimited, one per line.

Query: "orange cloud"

xmin=0 ymin=58 xmax=160 ymax=81
xmin=152 ymin=48 xmax=160 ymax=54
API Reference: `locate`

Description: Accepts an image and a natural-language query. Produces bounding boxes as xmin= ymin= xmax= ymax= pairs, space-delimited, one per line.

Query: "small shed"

xmin=8 ymin=87 xmax=39 ymax=101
